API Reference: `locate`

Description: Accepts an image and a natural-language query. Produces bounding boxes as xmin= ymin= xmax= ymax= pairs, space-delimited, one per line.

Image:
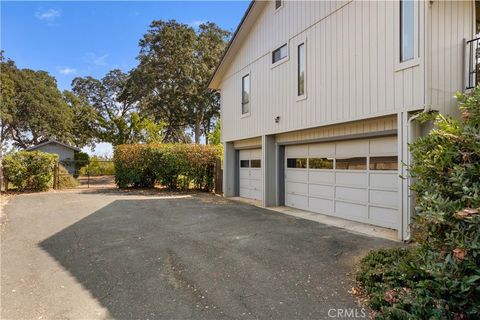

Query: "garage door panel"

xmin=335 ymin=172 xmax=367 ymax=187
xmin=370 ymin=137 xmax=397 ymax=154
xmin=286 ymin=181 xmax=308 ymax=195
xmin=286 ymin=145 xmax=308 ymax=157
xmin=286 ymin=170 xmax=308 ymax=182
xmin=370 ymin=189 xmax=398 ymax=207
xmin=309 ymin=197 xmax=334 ymax=214
xmin=239 ymin=150 xmax=250 ymax=160
xmin=370 ymin=173 xmax=397 ymax=189
xmin=286 ymin=193 xmax=308 ymax=210
xmin=336 ymin=186 xmax=367 ymax=202
xmin=240 ymin=170 xmax=250 ymax=179
xmin=239 ymin=149 xmax=263 ymax=202
xmin=335 ymin=140 xmax=369 ymax=156
xmin=369 ymin=206 xmax=398 ymax=228
xmin=240 ymin=188 xmax=250 ymax=198
xmin=309 ymin=171 xmax=334 ymax=184
xmin=250 ymin=179 xmax=263 ymax=190
xmin=309 ymin=184 xmax=334 ymax=198
xmin=251 ymin=189 xmax=263 ymax=201
xmin=336 ymin=201 xmax=367 ymax=218
xmin=250 ymin=169 xmax=262 ymax=180
xmin=309 ymin=143 xmax=335 ymax=156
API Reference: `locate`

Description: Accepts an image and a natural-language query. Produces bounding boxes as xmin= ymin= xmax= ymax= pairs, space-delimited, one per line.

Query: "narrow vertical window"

xmin=400 ymin=0 xmax=415 ymax=62
xmin=241 ymin=74 xmax=250 ymax=115
xmin=297 ymin=43 xmax=305 ymax=97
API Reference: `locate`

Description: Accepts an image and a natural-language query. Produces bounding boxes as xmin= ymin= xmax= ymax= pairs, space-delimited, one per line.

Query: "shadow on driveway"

xmin=38 ymin=195 xmax=395 ymax=319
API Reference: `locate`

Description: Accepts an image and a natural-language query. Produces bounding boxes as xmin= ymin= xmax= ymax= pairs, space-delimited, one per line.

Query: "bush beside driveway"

xmin=1 ymin=190 xmax=397 ymax=319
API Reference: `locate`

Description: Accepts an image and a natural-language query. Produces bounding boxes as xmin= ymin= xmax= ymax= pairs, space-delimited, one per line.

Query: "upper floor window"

xmin=400 ymin=0 xmax=414 ymax=62
xmin=241 ymin=74 xmax=250 ymax=115
xmin=275 ymin=0 xmax=282 ymax=10
xmin=297 ymin=43 xmax=306 ymax=97
xmin=272 ymin=44 xmax=288 ymax=64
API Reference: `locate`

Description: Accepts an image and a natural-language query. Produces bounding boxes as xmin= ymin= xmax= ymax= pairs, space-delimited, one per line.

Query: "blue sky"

xmin=1 ymin=1 xmax=249 ymax=155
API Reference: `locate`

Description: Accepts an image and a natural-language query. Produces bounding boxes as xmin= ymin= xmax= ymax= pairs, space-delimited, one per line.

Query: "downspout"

xmin=402 ymin=0 xmax=432 ymax=241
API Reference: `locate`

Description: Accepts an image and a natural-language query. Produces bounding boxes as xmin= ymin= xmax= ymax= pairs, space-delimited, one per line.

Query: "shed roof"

xmin=26 ymin=140 xmax=81 ymax=152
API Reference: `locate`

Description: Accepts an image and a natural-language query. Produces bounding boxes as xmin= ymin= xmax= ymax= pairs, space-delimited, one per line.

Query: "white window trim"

xmin=274 ymin=0 xmax=283 ymax=13
xmin=296 ymin=38 xmax=307 ymax=102
xmin=241 ymin=72 xmax=251 ymax=118
xmin=270 ymin=43 xmax=289 ymax=69
xmin=395 ymin=0 xmax=421 ymax=72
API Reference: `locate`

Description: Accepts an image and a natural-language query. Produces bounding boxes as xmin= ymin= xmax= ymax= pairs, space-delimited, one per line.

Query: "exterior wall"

xmin=221 ymin=0 xmax=427 ymax=142
xmin=276 ymin=115 xmax=397 ymax=144
xmin=427 ymin=0 xmax=474 ymax=117
xmin=35 ymin=143 xmax=75 ymax=161
xmin=233 ymin=137 xmax=262 ymax=149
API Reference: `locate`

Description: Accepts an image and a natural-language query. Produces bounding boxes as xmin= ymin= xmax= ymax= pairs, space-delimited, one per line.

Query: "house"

xmin=208 ymin=0 xmax=477 ymax=240
xmin=27 ymin=140 xmax=81 ymax=175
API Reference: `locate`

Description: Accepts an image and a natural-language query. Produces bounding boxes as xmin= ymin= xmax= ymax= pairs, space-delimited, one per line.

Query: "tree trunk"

xmin=194 ymin=119 xmax=201 ymax=144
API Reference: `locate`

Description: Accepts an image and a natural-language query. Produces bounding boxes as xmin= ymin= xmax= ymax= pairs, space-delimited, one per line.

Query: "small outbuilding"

xmin=26 ymin=140 xmax=81 ymax=174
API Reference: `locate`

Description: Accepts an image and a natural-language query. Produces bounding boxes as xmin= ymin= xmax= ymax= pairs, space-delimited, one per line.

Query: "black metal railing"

xmin=465 ymin=36 xmax=480 ymax=90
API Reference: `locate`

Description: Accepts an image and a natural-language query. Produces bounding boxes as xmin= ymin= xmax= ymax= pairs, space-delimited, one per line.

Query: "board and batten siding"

xmin=427 ymin=0 xmax=474 ymax=118
xmin=221 ymin=0 xmax=426 ymax=142
xmin=35 ymin=144 xmax=75 ymax=161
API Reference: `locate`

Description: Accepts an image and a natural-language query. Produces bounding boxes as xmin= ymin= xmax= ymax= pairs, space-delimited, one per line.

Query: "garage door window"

xmin=240 ymin=160 xmax=250 ymax=168
xmin=308 ymin=158 xmax=333 ymax=169
xmin=287 ymin=158 xmax=307 ymax=168
xmin=370 ymin=156 xmax=398 ymax=170
xmin=336 ymin=157 xmax=367 ymax=170
xmin=250 ymin=159 xmax=261 ymax=168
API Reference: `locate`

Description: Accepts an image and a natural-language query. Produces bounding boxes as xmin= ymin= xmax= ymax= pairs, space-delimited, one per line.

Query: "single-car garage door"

xmin=239 ymin=149 xmax=263 ymax=201
xmin=285 ymin=136 xmax=399 ymax=229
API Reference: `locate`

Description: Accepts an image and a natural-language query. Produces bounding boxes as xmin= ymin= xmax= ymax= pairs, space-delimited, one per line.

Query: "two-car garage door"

xmin=285 ymin=136 xmax=399 ymax=229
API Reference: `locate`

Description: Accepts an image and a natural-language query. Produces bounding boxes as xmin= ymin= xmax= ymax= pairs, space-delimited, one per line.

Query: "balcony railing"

xmin=465 ymin=36 xmax=480 ymax=90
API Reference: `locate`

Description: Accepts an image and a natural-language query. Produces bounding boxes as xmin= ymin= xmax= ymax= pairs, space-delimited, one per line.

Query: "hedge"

xmin=356 ymin=86 xmax=480 ymax=319
xmin=2 ymin=150 xmax=58 ymax=191
xmin=114 ymin=143 xmax=221 ymax=190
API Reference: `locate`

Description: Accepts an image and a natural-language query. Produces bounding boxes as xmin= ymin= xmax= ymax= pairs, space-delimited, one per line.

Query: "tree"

xmin=0 ymin=52 xmax=73 ymax=150
xmin=71 ymin=69 xmax=164 ymax=145
xmin=124 ymin=20 xmax=229 ymax=143
xmin=63 ymin=90 xmax=99 ymax=148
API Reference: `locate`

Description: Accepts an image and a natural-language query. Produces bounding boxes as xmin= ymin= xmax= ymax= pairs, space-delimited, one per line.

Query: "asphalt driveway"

xmin=1 ymin=190 xmax=395 ymax=319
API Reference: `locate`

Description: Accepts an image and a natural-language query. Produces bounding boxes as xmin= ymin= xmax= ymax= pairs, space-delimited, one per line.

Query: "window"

xmin=240 ymin=160 xmax=249 ymax=168
xmin=275 ymin=0 xmax=282 ymax=10
xmin=297 ymin=43 xmax=306 ymax=96
xmin=369 ymin=156 xmax=398 ymax=171
xmin=250 ymin=159 xmax=261 ymax=168
xmin=336 ymin=157 xmax=367 ymax=170
xmin=272 ymin=44 xmax=288 ymax=64
xmin=309 ymin=158 xmax=333 ymax=169
xmin=287 ymin=158 xmax=307 ymax=169
xmin=400 ymin=0 xmax=415 ymax=62
xmin=241 ymin=74 xmax=250 ymax=115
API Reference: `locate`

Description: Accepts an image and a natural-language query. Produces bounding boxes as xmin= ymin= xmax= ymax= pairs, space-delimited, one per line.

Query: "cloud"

xmin=188 ymin=20 xmax=206 ymax=28
xmin=35 ymin=8 xmax=61 ymax=22
xmin=57 ymin=67 xmax=77 ymax=75
xmin=84 ymin=52 xmax=109 ymax=67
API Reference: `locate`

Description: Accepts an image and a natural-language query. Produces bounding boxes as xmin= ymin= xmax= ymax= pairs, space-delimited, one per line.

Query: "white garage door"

xmin=285 ymin=136 xmax=399 ymax=229
xmin=239 ymin=149 xmax=263 ymax=201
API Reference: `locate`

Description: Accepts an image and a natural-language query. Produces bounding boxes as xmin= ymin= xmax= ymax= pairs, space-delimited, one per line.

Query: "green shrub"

xmin=79 ymin=156 xmax=115 ymax=176
xmin=57 ymin=164 xmax=79 ymax=189
xmin=2 ymin=150 xmax=58 ymax=191
xmin=114 ymin=143 xmax=220 ymax=190
xmin=356 ymin=86 xmax=480 ymax=319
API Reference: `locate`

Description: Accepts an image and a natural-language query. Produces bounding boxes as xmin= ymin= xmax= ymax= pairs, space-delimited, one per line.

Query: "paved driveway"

xmin=1 ymin=190 xmax=395 ymax=319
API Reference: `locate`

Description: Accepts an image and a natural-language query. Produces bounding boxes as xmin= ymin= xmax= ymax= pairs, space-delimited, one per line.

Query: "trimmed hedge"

xmin=3 ymin=150 xmax=58 ymax=191
xmin=114 ymin=143 xmax=220 ymax=190
xmin=356 ymin=87 xmax=480 ymax=319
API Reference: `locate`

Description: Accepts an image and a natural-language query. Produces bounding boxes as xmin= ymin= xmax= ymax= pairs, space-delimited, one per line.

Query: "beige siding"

xmin=221 ymin=0 xmax=427 ymax=142
xmin=428 ymin=0 xmax=473 ymax=117
xmin=233 ymin=137 xmax=262 ymax=149
xmin=35 ymin=144 xmax=75 ymax=161
xmin=276 ymin=115 xmax=397 ymax=144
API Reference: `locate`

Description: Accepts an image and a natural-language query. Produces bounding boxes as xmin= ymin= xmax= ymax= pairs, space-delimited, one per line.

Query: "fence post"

xmin=54 ymin=162 xmax=59 ymax=189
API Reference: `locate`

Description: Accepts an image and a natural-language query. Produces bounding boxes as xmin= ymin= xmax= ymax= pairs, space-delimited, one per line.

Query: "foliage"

xmin=208 ymin=119 xmax=222 ymax=146
xmin=356 ymin=87 xmax=480 ymax=319
xmin=63 ymin=90 xmax=99 ymax=148
xmin=124 ymin=20 xmax=229 ymax=143
xmin=2 ymin=151 xmax=57 ymax=191
xmin=114 ymin=143 xmax=220 ymax=190
xmin=79 ymin=156 xmax=115 ymax=176
xmin=0 ymin=52 xmax=73 ymax=150
xmin=57 ymin=164 xmax=79 ymax=189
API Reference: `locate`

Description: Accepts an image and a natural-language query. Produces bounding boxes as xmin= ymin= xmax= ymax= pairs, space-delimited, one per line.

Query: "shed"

xmin=27 ymin=140 xmax=81 ymax=175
